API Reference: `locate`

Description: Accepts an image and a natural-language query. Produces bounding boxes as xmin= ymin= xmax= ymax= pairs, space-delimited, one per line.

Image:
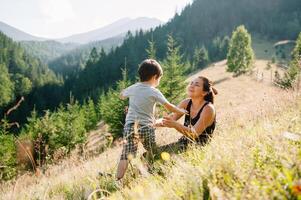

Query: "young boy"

xmin=116 ymin=59 xmax=187 ymax=180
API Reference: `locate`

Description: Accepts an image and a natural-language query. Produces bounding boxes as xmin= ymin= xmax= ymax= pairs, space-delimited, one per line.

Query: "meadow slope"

xmin=0 ymin=60 xmax=300 ymax=200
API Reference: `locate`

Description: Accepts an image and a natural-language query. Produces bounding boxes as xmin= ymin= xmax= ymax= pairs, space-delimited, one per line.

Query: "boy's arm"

xmin=154 ymin=99 xmax=189 ymax=127
xmin=120 ymin=84 xmax=133 ymax=100
xmin=120 ymin=84 xmax=136 ymax=100
xmin=153 ymin=89 xmax=188 ymax=116
xmin=168 ymin=99 xmax=190 ymax=120
xmin=120 ymin=91 xmax=127 ymax=100
xmin=163 ymin=102 xmax=188 ymax=115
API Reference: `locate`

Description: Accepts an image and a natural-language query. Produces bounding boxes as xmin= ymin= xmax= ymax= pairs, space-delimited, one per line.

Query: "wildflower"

xmin=292 ymin=183 xmax=301 ymax=196
xmin=161 ymin=152 xmax=171 ymax=161
xmin=127 ymin=153 xmax=134 ymax=161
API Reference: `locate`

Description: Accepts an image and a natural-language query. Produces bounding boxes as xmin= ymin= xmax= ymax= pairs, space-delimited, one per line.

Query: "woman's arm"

xmin=163 ymin=104 xmax=215 ymax=139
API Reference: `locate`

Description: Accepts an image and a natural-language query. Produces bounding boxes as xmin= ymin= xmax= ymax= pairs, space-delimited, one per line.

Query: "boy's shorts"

xmin=120 ymin=123 xmax=156 ymax=160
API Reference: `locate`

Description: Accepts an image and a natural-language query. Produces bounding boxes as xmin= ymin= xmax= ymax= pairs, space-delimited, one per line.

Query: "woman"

xmin=158 ymin=76 xmax=217 ymax=151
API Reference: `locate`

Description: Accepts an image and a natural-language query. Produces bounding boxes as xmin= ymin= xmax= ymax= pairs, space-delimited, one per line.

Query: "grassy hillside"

xmin=0 ymin=60 xmax=300 ymax=199
xmin=111 ymin=100 xmax=301 ymax=199
xmin=252 ymin=37 xmax=294 ymax=61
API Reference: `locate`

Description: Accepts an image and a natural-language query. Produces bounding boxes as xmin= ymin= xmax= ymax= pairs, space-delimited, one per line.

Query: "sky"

xmin=0 ymin=0 xmax=192 ymax=39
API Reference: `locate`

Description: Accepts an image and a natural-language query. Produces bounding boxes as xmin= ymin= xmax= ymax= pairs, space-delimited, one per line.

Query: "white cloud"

xmin=39 ymin=0 xmax=75 ymax=23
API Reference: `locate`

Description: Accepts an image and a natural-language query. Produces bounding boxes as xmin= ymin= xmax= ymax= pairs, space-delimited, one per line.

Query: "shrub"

xmin=98 ymin=68 xmax=130 ymax=138
xmin=0 ymin=134 xmax=17 ymax=181
xmin=21 ymin=100 xmax=97 ymax=163
xmin=274 ymin=32 xmax=301 ymax=88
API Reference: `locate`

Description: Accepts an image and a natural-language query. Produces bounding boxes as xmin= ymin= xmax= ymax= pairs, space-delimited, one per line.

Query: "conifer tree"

xmin=276 ymin=33 xmax=301 ymax=88
xmin=193 ymin=46 xmax=209 ymax=70
xmin=146 ymin=36 xmax=157 ymax=59
xmin=160 ymin=35 xmax=186 ymax=104
xmin=0 ymin=64 xmax=14 ymax=107
xmin=227 ymin=25 xmax=254 ymax=75
xmin=98 ymin=60 xmax=131 ymax=138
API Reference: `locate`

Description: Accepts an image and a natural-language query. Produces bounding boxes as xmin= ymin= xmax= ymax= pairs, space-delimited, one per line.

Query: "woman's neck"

xmin=191 ymin=97 xmax=205 ymax=108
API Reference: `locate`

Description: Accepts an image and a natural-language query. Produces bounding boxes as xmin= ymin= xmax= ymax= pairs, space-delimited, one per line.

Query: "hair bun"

xmin=212 ymin=87 xmax=218 ymax=95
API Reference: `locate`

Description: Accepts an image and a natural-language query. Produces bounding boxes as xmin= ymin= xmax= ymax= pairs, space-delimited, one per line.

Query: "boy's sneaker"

xmin=97 ymin=171 xmax=113 ymax=178
xmin=97 ymin=171 xmax=123 ymax=189
xmin=115 ymin=179 xmax=123 ymax=189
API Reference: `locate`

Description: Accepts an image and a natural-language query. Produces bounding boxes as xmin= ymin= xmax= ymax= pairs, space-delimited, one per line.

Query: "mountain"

xmin=48 ymin=35 xmax=124 ymax=76
xmin=57 ymin=17 xmax=162 ymax=44
xmin=1 ymin=17 xmax=161 ymax=66
xmin=20 ymin=40 xmax=79 ymax=63
xmin=0 ymin=31 xmax=60 ymax=109
xmin=0 ymin=21 xmax=47 ymax=41
xmin=68 ymin=0 xmax=301 ymax=100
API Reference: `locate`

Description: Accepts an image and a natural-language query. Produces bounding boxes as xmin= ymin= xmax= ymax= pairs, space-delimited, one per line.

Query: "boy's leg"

xmin=116 ymin=159 xmax=129 ymax=180
xmin=116 ymin=124 xmax=138 ymax=180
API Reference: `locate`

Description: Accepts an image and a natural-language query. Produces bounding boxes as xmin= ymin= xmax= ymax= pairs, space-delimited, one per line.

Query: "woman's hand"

xmin=162 ymin=116 xmax=178 ymax=128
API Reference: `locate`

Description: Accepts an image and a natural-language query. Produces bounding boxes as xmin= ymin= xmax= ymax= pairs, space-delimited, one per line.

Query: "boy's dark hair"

xmin=138 ymin=59 xmax=163 ymax=81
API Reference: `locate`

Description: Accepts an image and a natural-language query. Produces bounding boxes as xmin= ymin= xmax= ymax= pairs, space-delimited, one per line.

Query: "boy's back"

xmin=123 ymin=82 xmax=167 ymax=126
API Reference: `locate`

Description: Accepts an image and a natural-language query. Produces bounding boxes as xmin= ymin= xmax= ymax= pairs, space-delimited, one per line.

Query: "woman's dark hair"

xmin=138 ymin=59 xmax=163 ymax=81
xmin=198 ymin=76 xmax=218 ymax=104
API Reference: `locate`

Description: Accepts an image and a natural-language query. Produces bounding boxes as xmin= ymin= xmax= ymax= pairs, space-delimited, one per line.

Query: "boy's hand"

xmin=120 ymin=90 xmax=128 ymax=100
xmin=154 ymin=118 xmax=164 ymax=127
xmin=124 ymin=106 xmax=128 ymax=114
xmin=175 ymin=108 xmax=188 ymax=115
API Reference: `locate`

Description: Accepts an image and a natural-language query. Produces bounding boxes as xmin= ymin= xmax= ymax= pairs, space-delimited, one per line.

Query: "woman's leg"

xmin=157 ymin=137 xmax=188 ymax=155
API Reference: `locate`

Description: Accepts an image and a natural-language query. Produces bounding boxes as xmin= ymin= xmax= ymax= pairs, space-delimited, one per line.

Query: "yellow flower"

xmin=127 ymin=153 xmax=134 ymax=161
xmin=292 ymin=184 xmax=301 ymax=196
xmin=161 ymin=152 xmax=171 ymax=161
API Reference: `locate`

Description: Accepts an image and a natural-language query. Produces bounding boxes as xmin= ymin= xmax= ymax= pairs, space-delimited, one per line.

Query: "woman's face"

xmin=187 ymin=77 xmax=207 ymax=98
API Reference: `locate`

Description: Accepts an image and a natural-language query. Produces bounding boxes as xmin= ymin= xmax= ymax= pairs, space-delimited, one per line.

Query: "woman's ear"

xmin=201 ymin=91 xmax=208 ymax=97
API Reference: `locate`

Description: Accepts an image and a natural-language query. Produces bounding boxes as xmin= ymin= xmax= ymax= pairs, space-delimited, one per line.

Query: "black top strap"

xmin=186 ymin=99 xmax=209 ymax=120
xmin=186 ymin=99 xmax=192 ymax=114
xmin=196 ymin=101 xmax=210 ymax=118
xmin=183 ymin=99 xmax=216 ymax=143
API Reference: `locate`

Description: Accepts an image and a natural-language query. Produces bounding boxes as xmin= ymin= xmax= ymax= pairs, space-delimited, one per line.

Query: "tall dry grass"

xmin=0 ymin=60 xmax=299 ymax=199
xmin=110 ymin=99 xmax=301 ymax=200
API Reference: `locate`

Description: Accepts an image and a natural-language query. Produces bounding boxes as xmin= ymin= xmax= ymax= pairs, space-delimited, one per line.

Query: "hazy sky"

xmin=0 ymin=0 xmax=192 ymax=39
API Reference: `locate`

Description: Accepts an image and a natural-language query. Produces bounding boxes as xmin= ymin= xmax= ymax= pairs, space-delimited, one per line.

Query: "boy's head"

xmin=138 ymin=59 xmax=163 ymax=85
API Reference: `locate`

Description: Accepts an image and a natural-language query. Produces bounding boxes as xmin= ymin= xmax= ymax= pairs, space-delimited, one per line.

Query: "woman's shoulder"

xmin=178 ymin=98 xmax=191 ymax=108
xmin=203 ymin=102 xmax=215 ymax=115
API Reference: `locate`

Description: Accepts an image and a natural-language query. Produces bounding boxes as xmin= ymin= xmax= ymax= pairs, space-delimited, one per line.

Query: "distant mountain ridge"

xmin=0 ymin=17 xmax=162 ymax=44
xmin=0 ymin=21 xmax=47 ymax=41
xmin=57 ymin=17 xmax=162 ymax=44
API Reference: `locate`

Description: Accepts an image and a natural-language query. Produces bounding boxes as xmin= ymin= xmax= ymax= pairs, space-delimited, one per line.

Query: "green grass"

xmin=109 ymin=99 xmax=301 ymax=200
xmin=1 ymin=63 xmax=299 ymax=199
xmin=6 ymin=97 xmax=299 ymax=200
xmin=252 ymin=36 xmax=294 ymax=62
xmin=252 ymin=37 xmax=276 ymax=60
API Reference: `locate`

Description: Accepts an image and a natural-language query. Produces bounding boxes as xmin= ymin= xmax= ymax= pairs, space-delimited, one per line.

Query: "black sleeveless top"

xmin=183 ymin=100 xmax=216 ymax=143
